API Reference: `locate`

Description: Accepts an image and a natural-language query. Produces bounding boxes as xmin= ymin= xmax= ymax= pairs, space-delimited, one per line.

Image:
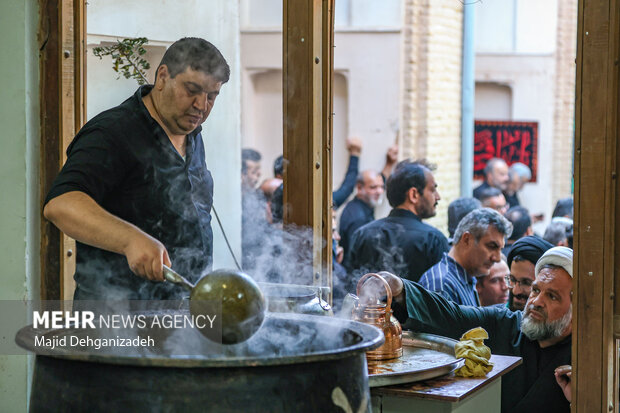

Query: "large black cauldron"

xmin=17 ymin=313 xmax=382 ymax=412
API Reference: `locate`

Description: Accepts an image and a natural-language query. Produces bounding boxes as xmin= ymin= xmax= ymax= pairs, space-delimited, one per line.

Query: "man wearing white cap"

xmin=365 ymin=246 xmax=573 ymax=413
xmin=520 ymin=246 xmax=573 ymax=348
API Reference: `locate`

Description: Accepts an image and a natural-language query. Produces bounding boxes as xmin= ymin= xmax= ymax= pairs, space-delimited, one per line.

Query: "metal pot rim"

xmin=259 ymin=283 xmax=318 ymax=300
xmin=16 ymin=313 xmax=384 ymax=368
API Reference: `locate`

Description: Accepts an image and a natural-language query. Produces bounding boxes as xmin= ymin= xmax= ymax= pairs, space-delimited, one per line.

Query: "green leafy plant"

xmin=92 ymin=37 xmax=151 ymax=85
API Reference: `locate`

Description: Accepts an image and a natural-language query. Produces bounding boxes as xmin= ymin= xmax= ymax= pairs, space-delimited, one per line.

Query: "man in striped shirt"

xmin=418 ymin=208 xmax=513 ymax=306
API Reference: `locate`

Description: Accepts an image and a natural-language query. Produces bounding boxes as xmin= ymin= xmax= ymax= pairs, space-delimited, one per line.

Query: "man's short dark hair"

xmin=453 ymin=208 xmax=513 ymax=244
xmin=479 ymin=187 xmax=503 ymax=203
xmin=552 ymin=197 xmax=574 ymax=219
xmin=241 ymin=148 xmax=261 ymax=174
xmin=505 ymin=206 xmax=531 ymax=241
xmin=448 ymin=197 xmax=482 ymax=239
xmin=158 ymin=37 xmax=230 ymax=83
xmin=483 ymin=158 xmax=506 ymax=177
xmin=273 ymin=155 xmax=284 ymax=177
xmin=386 ymin=159 xmax=434 ymax=208
xmin=512 ymin=254 xmax=528 ymax=264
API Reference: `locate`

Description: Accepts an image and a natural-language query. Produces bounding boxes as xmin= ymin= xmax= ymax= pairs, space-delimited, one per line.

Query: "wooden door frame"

xmin=39 ymin=0 xmax=85 ymax=300
xmin=573 ymin=0 xmax=620 ymax=410
xmin=282 ymin=0 xmax=334 ymax=289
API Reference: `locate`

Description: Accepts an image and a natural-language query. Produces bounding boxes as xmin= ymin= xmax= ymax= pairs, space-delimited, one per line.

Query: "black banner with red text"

xmin=474 ymin=120 xmax=538 ymax=182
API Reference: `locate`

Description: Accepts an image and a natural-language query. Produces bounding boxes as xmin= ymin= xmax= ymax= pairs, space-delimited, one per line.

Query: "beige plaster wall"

xmin=0 ymin=0 xmax=40 ymax=410
xmin=240 ymin=30 xmax=401 ymax=219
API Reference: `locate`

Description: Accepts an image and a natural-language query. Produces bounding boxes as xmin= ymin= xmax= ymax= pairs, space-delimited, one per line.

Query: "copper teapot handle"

xmin=356 ymin=273 xmax=392 ymax=310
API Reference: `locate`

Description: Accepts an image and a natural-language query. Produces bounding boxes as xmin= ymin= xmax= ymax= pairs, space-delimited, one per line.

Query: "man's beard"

xmin=508 ymin=290 xmax=529 ymax=311
xmin=368 ymin=196 xmax=383 ymax=208
xmin=419 ymin=200 xmax=437 ymax=219
xmin=520 ymin=303 xmax=572 ymax=342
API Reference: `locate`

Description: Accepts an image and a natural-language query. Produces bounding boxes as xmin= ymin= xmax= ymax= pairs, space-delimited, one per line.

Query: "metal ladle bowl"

xmin=163 ymin=266 xmax=266 ymax=345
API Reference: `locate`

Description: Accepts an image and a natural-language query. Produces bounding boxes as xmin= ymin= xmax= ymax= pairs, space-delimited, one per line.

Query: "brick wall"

xmin=552 ymin=0 xmax=577 ymax=204
xmin=401 ymin=0 xmax=463 ymax=233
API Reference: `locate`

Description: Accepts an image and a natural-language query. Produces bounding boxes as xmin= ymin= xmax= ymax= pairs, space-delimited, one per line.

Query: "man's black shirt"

xmin=45 ymin=86 xmax=214 ymax=299
xmin=509 ymin=334 xmax=570 ymax=413
xmin=345 ymin=208 xmax=449 ymax=283
xmin=339 ymin=197 xmax=375 ymax=262
xmin=504 ymin=191 xmax=520 ymax=208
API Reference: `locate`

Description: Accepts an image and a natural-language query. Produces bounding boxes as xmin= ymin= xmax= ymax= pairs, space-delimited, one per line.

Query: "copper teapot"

xmin=352 ymin=273 xmax=403 ymax=360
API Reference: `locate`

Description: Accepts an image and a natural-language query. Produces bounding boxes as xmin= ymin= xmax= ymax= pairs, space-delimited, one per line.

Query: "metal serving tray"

xmin=368 ymin=331 xmax=464 ymax=387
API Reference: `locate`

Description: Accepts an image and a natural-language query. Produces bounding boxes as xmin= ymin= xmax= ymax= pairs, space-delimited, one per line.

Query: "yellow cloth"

xmin=454 ymin=327 xmax=494 ymax=377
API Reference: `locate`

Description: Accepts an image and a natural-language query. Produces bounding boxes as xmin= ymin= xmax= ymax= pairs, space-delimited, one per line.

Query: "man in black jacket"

xmin=345 ymin=159 xmax=448 ymax=283
xmin=339 ymin=169 xmax=385 ymax=262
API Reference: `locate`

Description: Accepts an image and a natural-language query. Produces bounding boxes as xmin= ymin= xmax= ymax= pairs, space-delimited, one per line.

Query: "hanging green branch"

xmin=92 ymin=37 xmax=151 ymax=85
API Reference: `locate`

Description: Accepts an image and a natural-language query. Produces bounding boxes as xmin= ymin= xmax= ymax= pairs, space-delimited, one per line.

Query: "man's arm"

xmin=375 ymin=272 xmax=520 ymax=346
xmin=44 ymin=191 xmax=171 ymax=281
xmin=333 ymin=137 xmax=361 ymax=208
xmin=381 ymin=144 xmax=398 ymax=181
xmin=401 ymin=278 xmax=502 ymax=338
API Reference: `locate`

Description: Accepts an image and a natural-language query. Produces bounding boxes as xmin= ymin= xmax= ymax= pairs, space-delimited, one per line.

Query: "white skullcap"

xmin=551 ymin=216 xmax=573 ymax=226
xmin=535 ymin=246 xmax=573 ymax=278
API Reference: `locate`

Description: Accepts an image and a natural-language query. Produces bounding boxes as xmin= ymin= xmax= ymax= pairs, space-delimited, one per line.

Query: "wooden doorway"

xmin=37 ymin=1 xmax=620 ymax=410
xmin=573 ymin=0 xmax=620 ymax=410
xmin=39 ymin=0 xmax=85 ymax=301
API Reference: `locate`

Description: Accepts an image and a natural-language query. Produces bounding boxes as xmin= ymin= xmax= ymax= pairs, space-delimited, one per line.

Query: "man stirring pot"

xmin=44 ymin=38 xmax=230 ymax=300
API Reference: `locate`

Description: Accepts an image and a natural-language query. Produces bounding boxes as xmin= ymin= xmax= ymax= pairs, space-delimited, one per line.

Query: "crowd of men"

xmin=240 ymin=150 xmax=573 ymax=307
xmin=240 ymin=149 xmax=575 ymax=413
